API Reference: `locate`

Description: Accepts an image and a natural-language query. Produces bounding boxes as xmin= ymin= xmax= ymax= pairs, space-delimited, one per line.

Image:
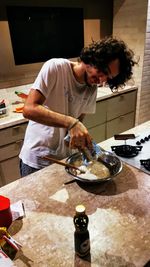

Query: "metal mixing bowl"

xmin=65 ymin=150 xmax=123 ymax=183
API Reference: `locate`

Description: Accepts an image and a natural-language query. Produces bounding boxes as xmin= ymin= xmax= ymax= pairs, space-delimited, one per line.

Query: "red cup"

xmin=0 ymin=195 xmax=12 ymax=228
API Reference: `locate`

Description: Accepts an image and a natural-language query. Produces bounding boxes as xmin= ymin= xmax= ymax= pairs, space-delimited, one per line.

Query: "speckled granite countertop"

xmin=96 ymin=85 xmax=137 ymax=101
xmin=0 ymin=86 xmax=137 ymax=130
xmin=0 ymin=120 xmax=149 ymax=267
xmin=0 ymin=105 xmax=28 ymax=130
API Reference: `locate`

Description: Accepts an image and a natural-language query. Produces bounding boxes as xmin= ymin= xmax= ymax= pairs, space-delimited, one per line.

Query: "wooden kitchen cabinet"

xmin=0 ymin=173 xmax=3 ymax=187
xmin=106 ymin=112 xmax=135 ymax=138
xmin=83 ymin=100 xmax=107 ymax=128
xmin=88 ymin=123 xmax=106 ymax=143
xmin=0 ymin=122 xmax=28 ymax=186
xmin=106 ymin=90 xmax=137 ymax=138
xmin=83 ymin=100 xmax=107 ymax=143
xmin=84 ymin=89 xmax=137 ymax=143
xmin=106 ymin=90 xmax=136 ymax=121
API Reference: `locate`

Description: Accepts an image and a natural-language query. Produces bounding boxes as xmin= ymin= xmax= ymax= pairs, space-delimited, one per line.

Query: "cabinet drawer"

xmin=88 ymin=123 xmax=106 ymax=143
xmin=0 ymin=174 xmax=3 ymax=187
xmin=0 ymin=157 xmax=20 ymax=185
xmin=84 ymin=100 xmax=107 ymax=128
xmin=106 ymin=112 xmax=135 ymax=139
xmin=0 ymin=140 xmax=23 ymax=161
xmin=0 ymin=122 xmax=27 ymax=146
xmin=107 ymin=91 xmax=137 ymax=121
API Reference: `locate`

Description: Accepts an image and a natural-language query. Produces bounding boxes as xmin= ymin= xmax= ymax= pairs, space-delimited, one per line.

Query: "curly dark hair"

xmin=79 ymin=37 xmax=137 ymax=89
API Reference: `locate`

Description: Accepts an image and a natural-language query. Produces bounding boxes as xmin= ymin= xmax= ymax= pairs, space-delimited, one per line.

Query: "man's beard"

xmin=84 ymin=72 xmax=91 ymax=87
xmin=84 ymin=72 xmax=99 ymax=87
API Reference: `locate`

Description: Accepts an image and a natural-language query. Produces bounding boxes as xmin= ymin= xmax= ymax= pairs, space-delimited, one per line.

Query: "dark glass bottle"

xmin=0 ymin=237 xmax=18 ymax=260
xmin=73 ymin=204 xmax=90 ymax=257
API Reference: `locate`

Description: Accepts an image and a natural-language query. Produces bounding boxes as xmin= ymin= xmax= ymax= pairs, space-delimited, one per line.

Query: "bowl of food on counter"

xmin=65 ymin=146 xmax=123 ymax=183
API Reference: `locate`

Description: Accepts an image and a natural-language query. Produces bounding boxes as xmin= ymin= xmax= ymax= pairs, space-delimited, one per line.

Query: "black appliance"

xmin=111 ymin=145 xmax=143 ymax=158
xmin=140 ymin=159 xmax=150 ymax=171
xmin=110 ymin=131 xmax=150 ymax=175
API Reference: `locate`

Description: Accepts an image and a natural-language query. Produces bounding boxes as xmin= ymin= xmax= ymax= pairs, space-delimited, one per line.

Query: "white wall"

xmin=113 ymin=0 xmax=150 ymax=124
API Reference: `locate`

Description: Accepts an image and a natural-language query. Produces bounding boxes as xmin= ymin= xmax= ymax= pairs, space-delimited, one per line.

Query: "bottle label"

xmin=75 ymin=231 xmax=90 ymax=257
xmin=80 ymin=238 xmax=90 ymax=255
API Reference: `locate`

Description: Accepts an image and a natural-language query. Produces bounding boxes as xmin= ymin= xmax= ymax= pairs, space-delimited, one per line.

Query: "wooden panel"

xmin=0 ymin=140 xmax=23 ymax=161
xmin=88 ymin=123 xmax=106 ymax=143
xmin=0 ymin=173 xmax=4 ymax=187
xmin=0 ymin=122 xmax=27 ymax=146
xmin=0 ymin=156 xmax=20 ymax=185
xmin=84 ymin=19 xmax=100 ymax=46
xmin=107 ymin=91 xmax=137 ymax=121
xmin=106 ymin=112 xmax=135 ymax=139
xmin=84 ymin=100 xmax=107 ymax=128
xmin=0 ymin=121 xmax=27 ymax=185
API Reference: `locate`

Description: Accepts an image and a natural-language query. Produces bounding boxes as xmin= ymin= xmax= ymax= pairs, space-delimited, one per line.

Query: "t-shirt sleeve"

xmin=31 ymin=59 xmax=57 ymax=98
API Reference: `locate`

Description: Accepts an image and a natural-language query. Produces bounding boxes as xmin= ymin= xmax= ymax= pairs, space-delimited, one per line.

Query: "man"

xmin=19 ymin=37 xmax=137 ymax=176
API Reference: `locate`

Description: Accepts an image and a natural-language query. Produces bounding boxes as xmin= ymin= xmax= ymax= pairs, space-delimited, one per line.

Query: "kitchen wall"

xmin=1 ymin=0 xmax=149 ymax=125
xmin=140 ymin=1 xmax=150 ymax=124
xmin=113 ymin=0 xmax=150 ymax=125
xmin=0 ymin=0 xmax=113 ymax=89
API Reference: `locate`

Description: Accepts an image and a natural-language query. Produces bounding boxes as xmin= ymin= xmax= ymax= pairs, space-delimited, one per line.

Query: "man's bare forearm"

xmin=23 ymin=103 xmax=76 ymax=129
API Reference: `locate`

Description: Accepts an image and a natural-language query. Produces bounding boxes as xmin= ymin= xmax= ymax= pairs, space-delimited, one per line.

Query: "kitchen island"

xmin=0 ymin=121 xmax=150 ymax=267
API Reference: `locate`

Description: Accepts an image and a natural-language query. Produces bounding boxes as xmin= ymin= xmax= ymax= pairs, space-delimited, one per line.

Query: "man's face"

xmin=84 ymin=59 xmax=120 ymax=86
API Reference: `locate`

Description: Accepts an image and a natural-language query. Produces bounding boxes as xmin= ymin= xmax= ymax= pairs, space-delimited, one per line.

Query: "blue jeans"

xmin=20 ymin=160 xmax=40 ymax=177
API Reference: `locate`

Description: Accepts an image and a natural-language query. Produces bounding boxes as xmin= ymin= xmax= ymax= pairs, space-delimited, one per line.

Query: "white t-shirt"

xmin=19 ymin=58 xmax=97 ymax=169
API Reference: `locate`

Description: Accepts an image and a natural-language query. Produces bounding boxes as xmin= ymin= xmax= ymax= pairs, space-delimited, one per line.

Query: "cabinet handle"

xmin=120 ymin=95 xmax=124 ymax=101
xmin=120 ymin=116 xmax=125 ymax=120
xmin=13 ymin=126 xmax=21 ymax=130
xmin=15 ymin=140 xmax=23 ymax=144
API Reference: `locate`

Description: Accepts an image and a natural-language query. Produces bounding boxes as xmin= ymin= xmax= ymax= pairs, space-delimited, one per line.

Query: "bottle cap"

xmin=75 ymin=204 xmax=85 ymax=213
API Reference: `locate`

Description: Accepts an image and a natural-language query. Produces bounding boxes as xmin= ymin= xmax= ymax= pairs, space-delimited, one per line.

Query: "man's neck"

xmin=70 ymin=61 xmax=86 ymax=84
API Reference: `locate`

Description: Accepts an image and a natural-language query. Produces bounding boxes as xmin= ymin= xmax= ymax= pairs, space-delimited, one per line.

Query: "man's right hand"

xmin=69 ymin=121 xmax=93 ymax=151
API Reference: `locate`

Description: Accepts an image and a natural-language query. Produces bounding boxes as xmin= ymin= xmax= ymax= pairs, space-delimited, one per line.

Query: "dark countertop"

xmin=0 ymin=120 xmax=149 ymax=267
